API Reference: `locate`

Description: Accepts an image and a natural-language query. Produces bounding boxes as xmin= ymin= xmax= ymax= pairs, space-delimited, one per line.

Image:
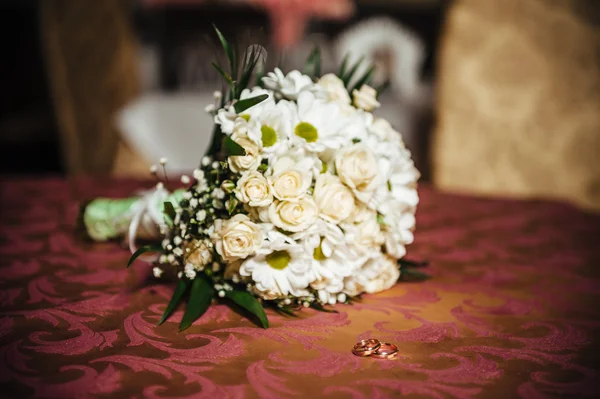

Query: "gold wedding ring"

xmin=370 ymin=342 xmax=399 ymax=359
xmin=352 ymin=339 xmax=381 ymax=357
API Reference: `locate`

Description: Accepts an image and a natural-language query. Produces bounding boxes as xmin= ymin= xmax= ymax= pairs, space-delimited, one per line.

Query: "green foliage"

xmin=158 ymin=278 xmax=191 ymax=325
xmin=338 ymin=54 xmax=349 ymax=78
xmin=225 ymin=290 xmax=269 ymax=328
xmin=213 ymin=25 xmax=235 ymax=81
xmin=211 ymin=26 xmax=266 ymax=104
xmin=375 ymin=80 xmax=391 ymax=96
xmin=163 ymin=202 xmax=176 ymax=226
xmin=127 ymin=244 xmax=163 ymax=268
xmin=398 ymin=258 xmax=430 ymax=282
xmin=398 ymin=258 xmax=429 ymax=268
xmin=211 ymin=62 xmax=234 ymax=87
xmin=399 ymin=268 xmax=430 ymax=282
xmin=233 ymin=94 xmax=269 ymax=113
xmin=341 ymin=56 xmax=365 ymax=87
xmin=310 ymin=302 xmax=339 ymax=313
xmin=222 ymin=135 xmax=246 ymax=156
xmin=238 ymin=45 xmax=266 ymax=94
xmin=180 ymin=276 xmax=214 ymax=331
xmin=303 ymin=47 xmax=321 ymax=78
xmin=350 ymin=65 xmax=375 ymax=93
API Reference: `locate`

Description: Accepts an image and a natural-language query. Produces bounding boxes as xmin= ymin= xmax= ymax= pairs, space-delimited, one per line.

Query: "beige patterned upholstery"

xmin=433 ymin=0 xmax=600 ymax=210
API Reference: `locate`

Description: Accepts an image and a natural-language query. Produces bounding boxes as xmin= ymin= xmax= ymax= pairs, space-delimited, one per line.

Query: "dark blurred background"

xmin=1 ymin=0 xmax=599 ymax=210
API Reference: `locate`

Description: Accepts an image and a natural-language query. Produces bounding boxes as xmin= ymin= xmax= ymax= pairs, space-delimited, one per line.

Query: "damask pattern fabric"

xmin=433 ymin=0 xmax=600 ymax=211
xmin=0 ymin=178 xmax=599 ymax=398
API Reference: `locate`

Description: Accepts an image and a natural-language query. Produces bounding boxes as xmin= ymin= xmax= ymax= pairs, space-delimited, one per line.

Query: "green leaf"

xmin=179 ymin=277 xmax=214 ymax=331
xmin=238 ymin=45 xmax=266 ymax=96
xmin=213 ymin=25 xmax=235 ymax=78
xmin=342 ymin=56 xmax=365 ymax=87
xmin=350 ymin=65 xmax=375 ymax=93
xmin=375 ymin=80 xmax=391 ymax=96
xmin=257 ymin=163 xmax=268 ymax=172
xmin=399 ymin=268 xmax=430 ymax=282
xmin=158 ymin=278 xmax=191 ymax=325
xmin=227 ymin=198 xmax=239 ymax=215
xmin=376 ymin=214 xmax=386 ymax=225
xmin=310 ymin=302 xmax=339 ymax=313
xmin=127 ymin=244 xmax=163 ymax=268
xmin=398 ymin=258 xmax=429 ymax=268
xmin=303 ymin=47 xmax=321 ymax=78
xmin=338 ymin=54 xmax=349 ymax=78
xmin=225 ymin=290 xmax=269 ymax=328
xmin=163 ymin=202 xmax=176 ymax=226
xmin=223 ymin=135 xmax=246 ymax=156
xmin=211 ymin=62 xmax=234 ymax=87
xmin=274 ymin=306 xmax=298 ymax=317
xmin=233 ymin=94 xmax=269 ymax=113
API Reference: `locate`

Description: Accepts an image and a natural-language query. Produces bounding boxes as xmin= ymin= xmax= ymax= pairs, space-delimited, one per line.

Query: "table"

xmin=1 ymin=178 xmax=599 ymax=398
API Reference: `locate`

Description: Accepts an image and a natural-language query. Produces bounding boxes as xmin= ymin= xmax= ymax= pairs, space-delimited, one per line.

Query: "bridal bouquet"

xmin=82 ymin=27 xmax=422 ymax=330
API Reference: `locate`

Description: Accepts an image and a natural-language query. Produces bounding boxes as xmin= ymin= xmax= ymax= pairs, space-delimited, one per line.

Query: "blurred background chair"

xmin=433 ymin=0 xmax=600 ymax=210
xmin=42 ymin=0 xmax=143 ymax=176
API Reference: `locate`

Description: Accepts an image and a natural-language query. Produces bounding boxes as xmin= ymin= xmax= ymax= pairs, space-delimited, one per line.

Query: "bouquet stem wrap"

xmin=83 ymin=187 xmax=184 ymax=254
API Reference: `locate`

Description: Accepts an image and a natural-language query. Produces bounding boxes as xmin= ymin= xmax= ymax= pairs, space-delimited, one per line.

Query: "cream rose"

xmin=235 ymin=171 xmax=273 ymax=207
xmin=318 ymin=73 xmax=351 ymax=104
xmin=313 ymin=173 xmax=355 ymax=224
xmin=268 ymin=198 xmax=318 ymax=232
xmin=335 ymin=144 xmax=379 ymax=202
xmin=213 ymin=214 xmax=262 ymax=262
xmin=227 ymin=134 xmax=261 ymax=173
xmin=269 ymin=169 xmax=311 ymax=201
xmin=352 ymin=84 xmax=380 ymax=111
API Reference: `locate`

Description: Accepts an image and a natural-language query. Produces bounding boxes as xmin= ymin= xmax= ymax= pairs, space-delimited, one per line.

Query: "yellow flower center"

xmin=295 ymin=122 xmax=318 ymax=142
xmin=266 ymin=250 xmax=291 ymax=270
xmin=261 ymin=125 xmax=277 ymax=147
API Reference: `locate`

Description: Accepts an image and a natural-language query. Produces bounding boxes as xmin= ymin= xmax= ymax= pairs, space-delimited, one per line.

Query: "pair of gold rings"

xmin=352 ymin=339 xmax=398 ymax=359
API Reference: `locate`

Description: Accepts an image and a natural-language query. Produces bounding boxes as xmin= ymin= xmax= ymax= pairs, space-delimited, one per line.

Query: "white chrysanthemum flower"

xmin=268 ymin=143 xmax=322 ymax=178
xmin=290 ymin=91 xmax=353 ymax=153
xmin=214 ymin=88 xmax=275 ymax=135
xmin=380 ymin=202 xmax=416 ymax=259
xmin=341 ymin=210 xmax=385 ymax=256
xmin=246 ymin=100 xmax=294 ymax=153
xmin=262 ymin=68 xmax=314 ymax=100
xmin=240 ymin=233 xmax=314 ymax=299
xmin=298 ymin=220 xmax=366 ymax=304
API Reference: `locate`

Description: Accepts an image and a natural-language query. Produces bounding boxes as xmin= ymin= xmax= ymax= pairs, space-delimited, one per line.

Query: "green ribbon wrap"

xmin=82 ymin=188 xmax=185 ymax=243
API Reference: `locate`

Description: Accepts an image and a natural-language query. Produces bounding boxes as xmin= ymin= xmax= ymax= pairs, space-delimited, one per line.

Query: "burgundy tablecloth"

xmin=1 ymin=177 xmax=599 ymax=399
